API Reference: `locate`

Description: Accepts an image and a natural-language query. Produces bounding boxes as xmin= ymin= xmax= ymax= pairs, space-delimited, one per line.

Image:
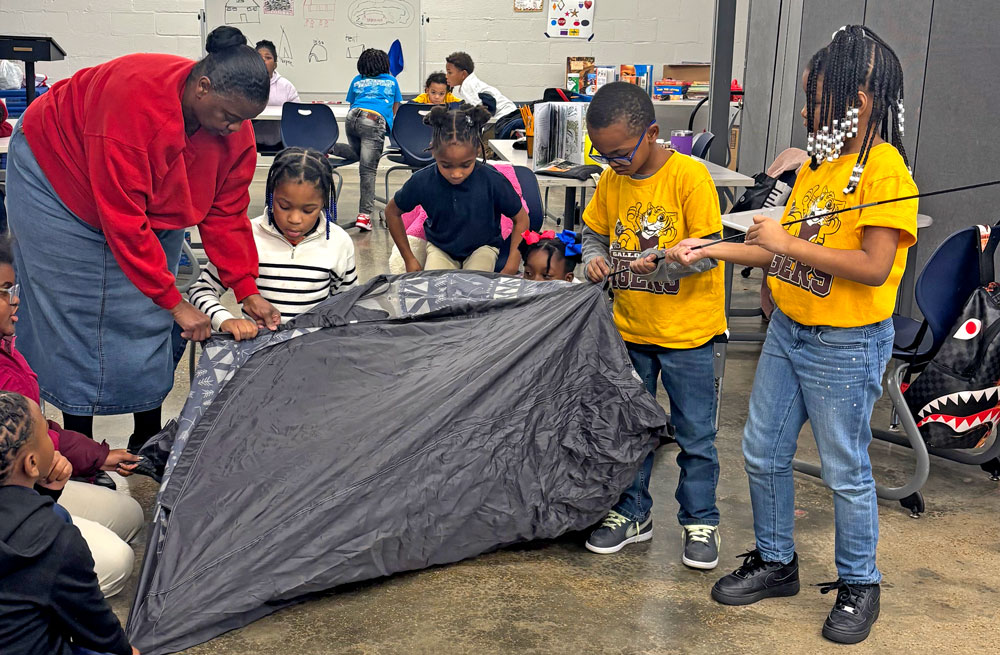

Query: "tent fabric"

xmin=127 ymin=272 xmax=667 ymax=655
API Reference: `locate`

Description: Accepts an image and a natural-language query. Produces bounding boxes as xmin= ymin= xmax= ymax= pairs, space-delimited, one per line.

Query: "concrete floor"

xmin=58 ymin=170 xmax=1000 ymax=654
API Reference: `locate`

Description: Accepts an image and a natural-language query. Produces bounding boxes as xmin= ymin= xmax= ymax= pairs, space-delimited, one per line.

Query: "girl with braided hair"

xmin=337 ymin=48 xmax=402 ymax=231
xmin=384 ymin=103 xmax=530 ymax=273
xmin=674 ymin=25 xmax=917 ymax=643
xmin=188 ymin=147 xmax=357 ymax=339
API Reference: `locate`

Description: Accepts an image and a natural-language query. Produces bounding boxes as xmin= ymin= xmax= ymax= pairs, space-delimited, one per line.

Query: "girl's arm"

xmin=392 ymin=101 xmax=400 ymax=116
xmin=501 ymin=208 xmax=531 ymax=275
xmin=385 ymin=199 xmax=422 ymax=272
xmin=677 ymin=238 xmax=775 ymax=269
xmin=745 ymin=215 xmax=901 ymax=286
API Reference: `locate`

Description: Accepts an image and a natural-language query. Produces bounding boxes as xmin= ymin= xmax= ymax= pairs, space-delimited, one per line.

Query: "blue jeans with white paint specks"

xmin=742 ymin=309 xmax=893 ymax=584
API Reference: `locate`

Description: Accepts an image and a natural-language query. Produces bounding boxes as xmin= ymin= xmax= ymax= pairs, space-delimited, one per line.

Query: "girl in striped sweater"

xmin=188 ymin=148 xmax=357 ymax=339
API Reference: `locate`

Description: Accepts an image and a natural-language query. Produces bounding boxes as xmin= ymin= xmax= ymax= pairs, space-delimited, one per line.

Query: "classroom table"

xmin=255 ymin=104 xmax=351 ymax=121
xmin=720 ymin=207 xmax=934 ymax=342
xmin=489 ymin=138 xmax=755 ymax=231
xmin=0 ymin=136 xmax=9 ymax=155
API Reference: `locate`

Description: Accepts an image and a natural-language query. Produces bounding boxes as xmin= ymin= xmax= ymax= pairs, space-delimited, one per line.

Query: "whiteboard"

xmin=201 ymin=0 xmax=423 ymax=96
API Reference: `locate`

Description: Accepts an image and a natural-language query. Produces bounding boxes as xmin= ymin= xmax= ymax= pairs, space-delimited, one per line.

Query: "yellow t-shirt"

xmin=411 ymin=92 xmax=463 ymax=105
xmin=767 ymin=142 xmax=918 ymax=327
xmin=583 ymin=153 xmax=727 ymax=349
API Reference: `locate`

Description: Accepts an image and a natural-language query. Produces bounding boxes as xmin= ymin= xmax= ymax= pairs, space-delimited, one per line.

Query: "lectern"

xmin=0 ymin=35 xmax=66 ymax=104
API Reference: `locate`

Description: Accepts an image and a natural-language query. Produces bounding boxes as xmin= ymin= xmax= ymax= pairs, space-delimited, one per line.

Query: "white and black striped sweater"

xmin=188 ymin=215 xmax=358 ymax=330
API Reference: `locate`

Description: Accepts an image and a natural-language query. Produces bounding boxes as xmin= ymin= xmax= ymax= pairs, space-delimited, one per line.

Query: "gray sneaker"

xmin=681 ymin=524 xmax=720 ymax=570
xmin=585 ymin=510 xmax=653 ymax=554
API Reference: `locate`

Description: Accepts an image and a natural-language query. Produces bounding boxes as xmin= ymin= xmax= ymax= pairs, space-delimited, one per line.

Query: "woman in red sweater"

xmin=4 ymin=27 xmax=280 ymax=452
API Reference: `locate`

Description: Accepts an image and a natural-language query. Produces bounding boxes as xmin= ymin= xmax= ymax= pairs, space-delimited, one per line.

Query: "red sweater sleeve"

xmin=198 ymin=135 xmax=260 ymax=301
xmin=0 ymin=101 xmax=10 ymax=138
xmin=85 ymin=135 xmax=182 ymax=309
xmin=48 ymin=422 xmax=109 ymax=478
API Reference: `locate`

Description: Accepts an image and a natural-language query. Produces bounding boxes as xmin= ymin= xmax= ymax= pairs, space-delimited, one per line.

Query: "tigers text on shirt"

xmin=583 ymin=152 xmax=727 ymax=349
xmin=767 ymin=142 xmax=917 ymax=327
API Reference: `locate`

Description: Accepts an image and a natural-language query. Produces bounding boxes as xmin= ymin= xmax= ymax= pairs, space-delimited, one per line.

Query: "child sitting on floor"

xmin=0 ymin=236 xmax=144 ymax=599
xmin=412 ymin=72 xmax=462 ymax=105
xmin=384 ymin=104 xmax=529 ymax=274
xmin=0 ymin=391 xmax=139 ymax=655
xmin=519 ymin=230 xmax=583 ymax=282
xmin=582 ymin=82 xmax=727 ymax=569
xmin=188 ymin=147 xmax=357 ymax=338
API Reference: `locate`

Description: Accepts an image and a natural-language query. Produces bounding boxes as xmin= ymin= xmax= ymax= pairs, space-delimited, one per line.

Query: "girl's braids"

xmin=424 ymin=103 xmax=492 ymax=159
xmin=0 ymin=392 xmax=34 ymax=483
xmin=265 ymin=147 xmax=338 ymax=239
xmin=805 ymin=24 xmax=908 ymax=193
xmin=357 ymin=48 xmax=390 ymax=78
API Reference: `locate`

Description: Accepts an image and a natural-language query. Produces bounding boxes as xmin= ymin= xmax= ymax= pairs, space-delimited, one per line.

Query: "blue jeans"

xmin=743 ymin=309 xmax=892 ymax=584
xmin=613 ymin=340 xmax=720 ymax=526
xmin=338 ymin=108 xmax=387 ymax=216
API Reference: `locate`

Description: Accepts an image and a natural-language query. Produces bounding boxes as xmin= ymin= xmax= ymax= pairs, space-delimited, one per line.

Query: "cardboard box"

xmin=663 ymin=63 xmax=711 ymax=84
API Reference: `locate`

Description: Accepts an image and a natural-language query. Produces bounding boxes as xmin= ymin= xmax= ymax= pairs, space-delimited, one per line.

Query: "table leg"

xmin=25 ymin=61 xmax=36 ymax=104
xmin=563 ymin=187 xmax=577 ymax=230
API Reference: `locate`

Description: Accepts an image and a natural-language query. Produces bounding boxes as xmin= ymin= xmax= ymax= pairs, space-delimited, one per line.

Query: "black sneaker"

xmin=585 ymin=510 xmax=652 ymax=554
xmin=711 ymin=549 xmax=800 ymax=605
xmin=819 ymin=580 xmax=880 ymax=644
xmin=681 ymin=524 xmax=720 ymax=570
xmin=90 ymin=471 xmax=117 ymax=490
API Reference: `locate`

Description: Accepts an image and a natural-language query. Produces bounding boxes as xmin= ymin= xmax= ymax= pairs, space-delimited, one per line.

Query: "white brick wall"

xmin=3 ymin=0 xmax=748 ymax=100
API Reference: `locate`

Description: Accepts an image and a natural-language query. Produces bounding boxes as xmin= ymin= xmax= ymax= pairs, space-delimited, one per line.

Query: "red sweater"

xmin=0 ymin=100 xmax=11 ymax=138
xmin=21 ymin=54 xmax=260 ymax=309
xmin=0 ymin=338 xmax=109 ymax=478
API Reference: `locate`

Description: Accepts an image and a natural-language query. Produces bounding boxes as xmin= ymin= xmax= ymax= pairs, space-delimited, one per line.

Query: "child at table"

xmin=673 ymin=26 xmax=916 ymax=645
xmin=336 ymin=49 xmax=401 ymax=232
xmin=188 ymin=147 xmax=357 ymax=337
xmin=0 ymin=392 xmax=139 ymax=655
xmin=384 ymin=104 xmax=529 ymax=274
xmin=412 ymin=72 xmax=462 ymax=106
xmin=582 ymin=82 xmax=726 ymax=570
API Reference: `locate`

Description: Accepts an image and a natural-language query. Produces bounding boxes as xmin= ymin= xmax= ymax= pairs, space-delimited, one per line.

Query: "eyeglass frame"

xmin=587 ymin=121 xmax=656 ymax=166
xmin=0 ymin=284 xmax=20 ymax=302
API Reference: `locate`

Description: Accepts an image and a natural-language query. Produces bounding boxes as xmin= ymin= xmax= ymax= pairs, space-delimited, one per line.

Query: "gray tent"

xmin=127 ymin=272 xmax=666 ymax=654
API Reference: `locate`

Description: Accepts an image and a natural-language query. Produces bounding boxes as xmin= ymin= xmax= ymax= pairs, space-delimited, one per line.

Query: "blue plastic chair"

xmin=691 ymin=131 xmax=715 ymax=159
xmin=494 ymin=166 xmax=544 ymax=273
xmin=892 ymin=226 xmax=984 ymax=365
xmin=377 ymin=103 xmax=435 ymax=206
xmin=280 ymin=102 xmax=356 ymax=200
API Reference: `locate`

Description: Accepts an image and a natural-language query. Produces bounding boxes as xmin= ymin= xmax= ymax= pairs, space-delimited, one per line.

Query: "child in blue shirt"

xmin=340 ymin=48 xmax=401 ymax=231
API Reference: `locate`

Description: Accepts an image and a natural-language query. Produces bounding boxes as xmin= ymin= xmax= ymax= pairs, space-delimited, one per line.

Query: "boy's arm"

xmin=679 ymin=237 xmax=775 ymax=269
xmin=582 ymin=225 xmax=612 ymax=282
xmin=50 ymin=531 xmax=133 ymax=655
xmin=745 ymin=216 xmax=901 ymax=286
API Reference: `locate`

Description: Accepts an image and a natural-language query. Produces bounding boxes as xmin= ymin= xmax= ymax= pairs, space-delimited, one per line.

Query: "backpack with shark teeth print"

xmin=904 ymin=225 xmax=1000 ymax=449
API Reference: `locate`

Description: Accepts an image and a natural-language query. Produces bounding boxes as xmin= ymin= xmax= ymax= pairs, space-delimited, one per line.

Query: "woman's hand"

xmin=132 ymin=647 xmax=141 ymax=655
xmin=745 ymin=215 xmax=794 ymax=253
xmin=586 ymin=257 xmax=610 ymax=283
xmin=242 ymin=294 xmax=281 ymax=332
xmin=220 ymin=318 xmax=260 ymax=342
xmin=39 ymin=451 xmax=72 ymax=490
xmin=403 ymin=255 xmax=423 ymax=273
xmin=171 ymin=300 xmax=212 ymax=342
xmin=630 ymin=253 xmax=660 ymax=275
xmin=102 ymin=449 xmax=140 ymax=476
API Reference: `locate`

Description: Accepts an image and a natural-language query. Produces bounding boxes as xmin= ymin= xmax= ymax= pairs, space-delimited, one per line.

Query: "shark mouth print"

xmin=916 ymin=385 xmax=1000 ymax=447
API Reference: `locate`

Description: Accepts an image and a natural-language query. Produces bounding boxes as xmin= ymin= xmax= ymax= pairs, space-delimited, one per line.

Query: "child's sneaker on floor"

xmin=355 ymin=214 xmax=373 ymax=231
xmin=820 ymin=580 xmax=880 ymax=644
xmin=712 ymin=549 xmax=800 ymax=605
xmin=585 ymin=510 xmax=652 ymax=554
xmin=681 ymin=524 xmax=720 ymax=570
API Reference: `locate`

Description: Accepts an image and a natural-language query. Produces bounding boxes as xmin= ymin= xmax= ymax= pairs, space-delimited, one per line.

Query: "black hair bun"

xmin=423 ymin=104 xmax=452 ymax=128
xmin=206 ymin=26 xmax=248 ymax=54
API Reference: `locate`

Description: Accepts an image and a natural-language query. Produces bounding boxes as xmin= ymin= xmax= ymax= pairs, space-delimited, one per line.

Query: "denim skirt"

xmin=5 ymin=121 xmax=183 ymax=415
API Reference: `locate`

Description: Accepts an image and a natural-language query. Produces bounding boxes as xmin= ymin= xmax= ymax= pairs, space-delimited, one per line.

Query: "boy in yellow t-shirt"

xmin=675 ymin=26 xmax=916 ymax=645
xmin=412 ymin=72 xmax=462 ymax=105
xmin=581 ymin=82 xmax=727 ymax=569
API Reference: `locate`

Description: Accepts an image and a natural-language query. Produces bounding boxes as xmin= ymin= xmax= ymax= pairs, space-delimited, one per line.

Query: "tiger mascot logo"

xmin=613 ymin=202 xmax=678 ymax=251
xmin=786 ymin=185 xmax=844 ymax=245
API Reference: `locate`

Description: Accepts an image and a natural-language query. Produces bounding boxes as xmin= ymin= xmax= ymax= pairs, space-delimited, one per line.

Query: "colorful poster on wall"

xmin=514 ymin=0 xmax=544 ymax=11
xmin=545 ymin=0 xmax=595 ymax=40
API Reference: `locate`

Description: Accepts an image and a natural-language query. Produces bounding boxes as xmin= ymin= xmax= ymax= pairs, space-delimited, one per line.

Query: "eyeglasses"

xmin=588 ymin=121 xmax=655 ymax=166
xmin=0 ymin=284 xmax=19 ymax=302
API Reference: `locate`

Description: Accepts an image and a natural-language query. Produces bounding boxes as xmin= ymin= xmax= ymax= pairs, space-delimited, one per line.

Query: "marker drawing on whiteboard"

xmin=225 ymin=0 xmax=262 ymax=24
xmin=349 ymin=0 xmax=414 ymax=28
xmin=309 ymin=40 xmax=329 ymax=63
